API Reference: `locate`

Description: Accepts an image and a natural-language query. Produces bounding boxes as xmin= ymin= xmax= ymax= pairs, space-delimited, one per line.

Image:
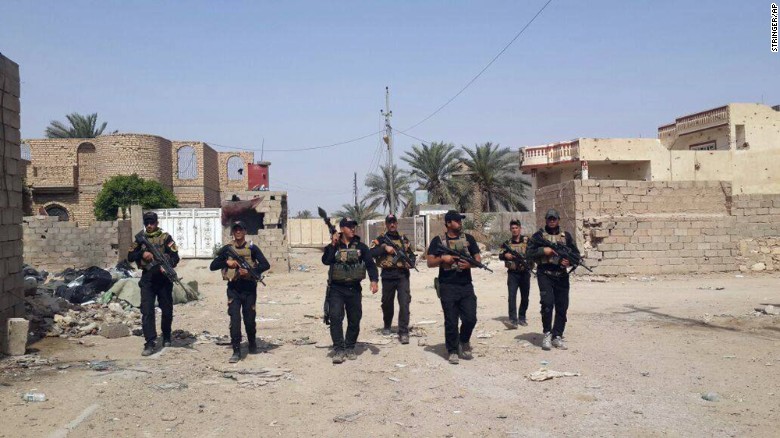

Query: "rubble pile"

xmin=49 ymin=303 xmax=141 ymax=338
xmin=21 ymin=262 xmax=200 ymax=341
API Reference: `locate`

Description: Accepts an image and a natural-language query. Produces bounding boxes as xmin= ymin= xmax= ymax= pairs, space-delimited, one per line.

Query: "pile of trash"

xmin=22 ymin=262 xmax=201 ymax=341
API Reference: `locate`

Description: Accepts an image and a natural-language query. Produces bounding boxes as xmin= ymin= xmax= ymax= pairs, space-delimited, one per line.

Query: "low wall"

xmin=535 ymin=180 xmax=780 ymax=275
xmin=22 ymin=216 xmax=132 ymax=271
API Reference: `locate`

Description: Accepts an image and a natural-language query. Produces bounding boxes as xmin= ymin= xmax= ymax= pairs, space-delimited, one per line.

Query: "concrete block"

xmin=3 ymin=318 xmax=28 ymax=355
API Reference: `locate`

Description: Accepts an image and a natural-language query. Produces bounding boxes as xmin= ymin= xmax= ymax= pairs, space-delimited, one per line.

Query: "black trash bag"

xmin=55 ymin=267 xmax=113 ymax=304
xmin=58 ymin=285 xmax=96 ymax=304
xmin=58 ymin=268 xmax=85 ymax=283
xmin=116 ymin=260 xmax=135 ymax=272
xmin=23 ymin=265 xmax=47 ymax=282
xmin=82 ymin=266 xmax=113 ymax=294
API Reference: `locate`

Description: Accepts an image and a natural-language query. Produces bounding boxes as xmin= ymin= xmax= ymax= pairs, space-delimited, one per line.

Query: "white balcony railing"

xmin=521 ymin=141 xmax=580 ymax=168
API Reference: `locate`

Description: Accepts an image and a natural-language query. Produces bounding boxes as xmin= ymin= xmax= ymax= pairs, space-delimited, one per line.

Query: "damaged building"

xmin=521 ymin=103 xmax=780 ymax=275
xmin=20 ymin=134 xmax=259 ymax=225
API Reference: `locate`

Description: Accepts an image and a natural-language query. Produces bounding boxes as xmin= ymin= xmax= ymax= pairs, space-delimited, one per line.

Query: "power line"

xmin=399 ymin=0 xmax=554 ymax=133
xmin=205 ymin=0 xmax=553 ymax=155
xmin=396 ymin=130 xmax=433 ymax=145
xmin=206 ymin=130 xmax=383 ymax=153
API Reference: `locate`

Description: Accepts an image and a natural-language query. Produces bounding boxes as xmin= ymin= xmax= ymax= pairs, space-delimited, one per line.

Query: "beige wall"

xmin=22 ymin=216 xmax=132 ymax=271
xmin=578 ymin=138 xmax=671 ymax=180
xmin=667 ymin=125 xmax=730 ymax=151
xmin=729 ymin=104 xmax=780 ymax=194
xmin=534 ymin=179 xmax=780 ymax=275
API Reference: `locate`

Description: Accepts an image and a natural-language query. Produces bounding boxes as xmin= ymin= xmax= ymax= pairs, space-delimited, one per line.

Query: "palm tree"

xmin=401 ymin=142 xmax=465 ymax=206
xmin=45 ymin=113 xmax=108 ymax=138
xmin=364 ymin=165 xmax=413 ymax=216
xmin=461 ymin=142 xmax=531 ymax=213
xmin=333 ymin=199 xmax=383 ymax=224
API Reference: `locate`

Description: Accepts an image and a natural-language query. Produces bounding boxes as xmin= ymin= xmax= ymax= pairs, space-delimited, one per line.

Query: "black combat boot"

xmin=229 ymin=347 xmax=241 ymax=363
xmin=248 ymin=340 xmax=258 ymax=354
xmin=141 ymin=342 xmax=155 ymax=357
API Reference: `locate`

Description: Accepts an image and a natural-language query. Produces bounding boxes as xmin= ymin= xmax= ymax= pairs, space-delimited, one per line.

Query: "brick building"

xmin=21 ymin=134 xmax=254 ymax=225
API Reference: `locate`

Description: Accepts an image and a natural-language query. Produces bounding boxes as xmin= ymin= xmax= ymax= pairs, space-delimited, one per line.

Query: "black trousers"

xmin=140 ymin=278 xmax=173 ymax=345
xmin=537 ymin=273 xmax=570 ymax=337
xmin=381 ymin=275 xmax=411 ymax=334
xmin=507 ymin=270 xmax=531 ymax=322
xmin=227 ymin=283 xmax=258 ymax=348
xmin=328 ymin=282 xmax=363 ymax=351
xmin=438 ymin=283 xmax=477 ymax=354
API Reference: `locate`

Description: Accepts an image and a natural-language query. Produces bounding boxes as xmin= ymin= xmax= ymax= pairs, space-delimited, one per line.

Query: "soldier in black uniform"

xmin=426 ymin=210 xmax=481 ymax=365
xmin=498 ymin=220 xmax=532 ymax=328
xmin=127 ymin=212 xmax=180 ymax=357
xmin=370 ymin=214 xmax=416 ymax=344
xmin=322 ymin=217 xmax=379 ymax=364
xmin=210 ymin=221 xmax=271 ymax=363
xmin=526 ymin=209 xmax=580 ymax=351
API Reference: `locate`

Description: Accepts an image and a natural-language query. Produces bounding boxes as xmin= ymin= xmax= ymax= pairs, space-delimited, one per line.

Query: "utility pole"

xmin=353 ymin=172 xmax=358 ymax=209
xmin=381 ymin=86 xmax=396 ymax=215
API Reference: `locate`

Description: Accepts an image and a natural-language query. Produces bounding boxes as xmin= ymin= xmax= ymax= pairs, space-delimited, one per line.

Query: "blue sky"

xmin=2 ymin=0 xmax=778 ymax=213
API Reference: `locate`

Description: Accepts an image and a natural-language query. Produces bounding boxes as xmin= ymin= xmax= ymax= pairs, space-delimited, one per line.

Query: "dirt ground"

xmin=2 ymin=249 xmax=779 ymax=437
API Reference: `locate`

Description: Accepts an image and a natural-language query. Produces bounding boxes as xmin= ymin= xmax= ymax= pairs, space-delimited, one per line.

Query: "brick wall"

xmin=218 ymin=152 xmax=254 ymax=195
xmin=1 ymin=54 xmax=25 ymax=351
xmin=24 ymin=136 xmax=244 ymax=226
xmin=535 ymin=180 xmax=780 ymax=275
xmin=171 ymin=142 xmax=224 ymax=208
xmin=22 ymin=216 xmax=132 ymax=271
xmin=27 ymin=134 xmax=173 ymax=226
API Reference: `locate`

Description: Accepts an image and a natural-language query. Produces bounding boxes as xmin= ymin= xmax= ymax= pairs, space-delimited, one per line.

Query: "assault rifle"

xmin=377 ymin=234 xmax=419 ymax=272
xmin=434 ymin=243 xmax=493 ymax=273
xmin=219 ymin=244 xmax=266 ymax=286
xmin=318 ymin=207 xmax=335 ymax=325
xmin=500 ymin=242 xmax=536 ymax=276
xmin=135 ymin=230 xmax=185 ymax=289
xmin=529 ymin=236 xmax=593 ymax=274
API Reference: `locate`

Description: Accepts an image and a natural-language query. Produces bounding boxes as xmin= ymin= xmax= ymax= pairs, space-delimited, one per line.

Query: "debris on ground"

xmin=21 ymin=261 xmax=201 ymax=341
xmin=288 ymin=336 xmax=317 ymax=346
xmin=88 ymin=360 xmax=117 ymax=371
xmin=198 ymin=331 xmax=232 ymax=346
xmin=701 ymin=392 xmax=720 ymax=402
xmin=409 ymin=326 xmax=428 ymax=337
xmin=697 ymin=286 xmax=725 ymax=290
xmin=154 ymin=382 xmax=189 ymax=391
xmin=219 ymin=368 xmax=293 ymax=388
xmin=754 ymin=305 xmax=780 ymax=315
xmin=333 ymin=411 xmax=363 ymax=423
xmin=528 ymin=369 xmax=580 ymax=382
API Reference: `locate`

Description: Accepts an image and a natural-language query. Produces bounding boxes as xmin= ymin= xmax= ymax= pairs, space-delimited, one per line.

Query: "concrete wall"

xmin=0 ymin=53 xmax=25 ymax=352
xmin=729 ymin=104 xmax=780 ymax=194
xmin=22 ymin=216 xmax=132 ymax=271
xmin=534 ymin=180 xmax=780 ymax=275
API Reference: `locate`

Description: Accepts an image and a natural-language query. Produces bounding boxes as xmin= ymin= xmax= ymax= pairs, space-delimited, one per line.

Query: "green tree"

xmin=295 ymin=210 xmax=313 ymax=219
xmin=333 ymin=199 xmax=382 ymax=224
xmin=401 ymin=141 xmax=465 ymax=206
xmin=45 ymin=112 xmax=108 ymax=138
xmin=461 ymin=142 xmax=531 ymax=213
xmin=94 ymin=174 xmax=179 ymax=220
xmin=364 ymin=164 xmax=413 ymax=216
